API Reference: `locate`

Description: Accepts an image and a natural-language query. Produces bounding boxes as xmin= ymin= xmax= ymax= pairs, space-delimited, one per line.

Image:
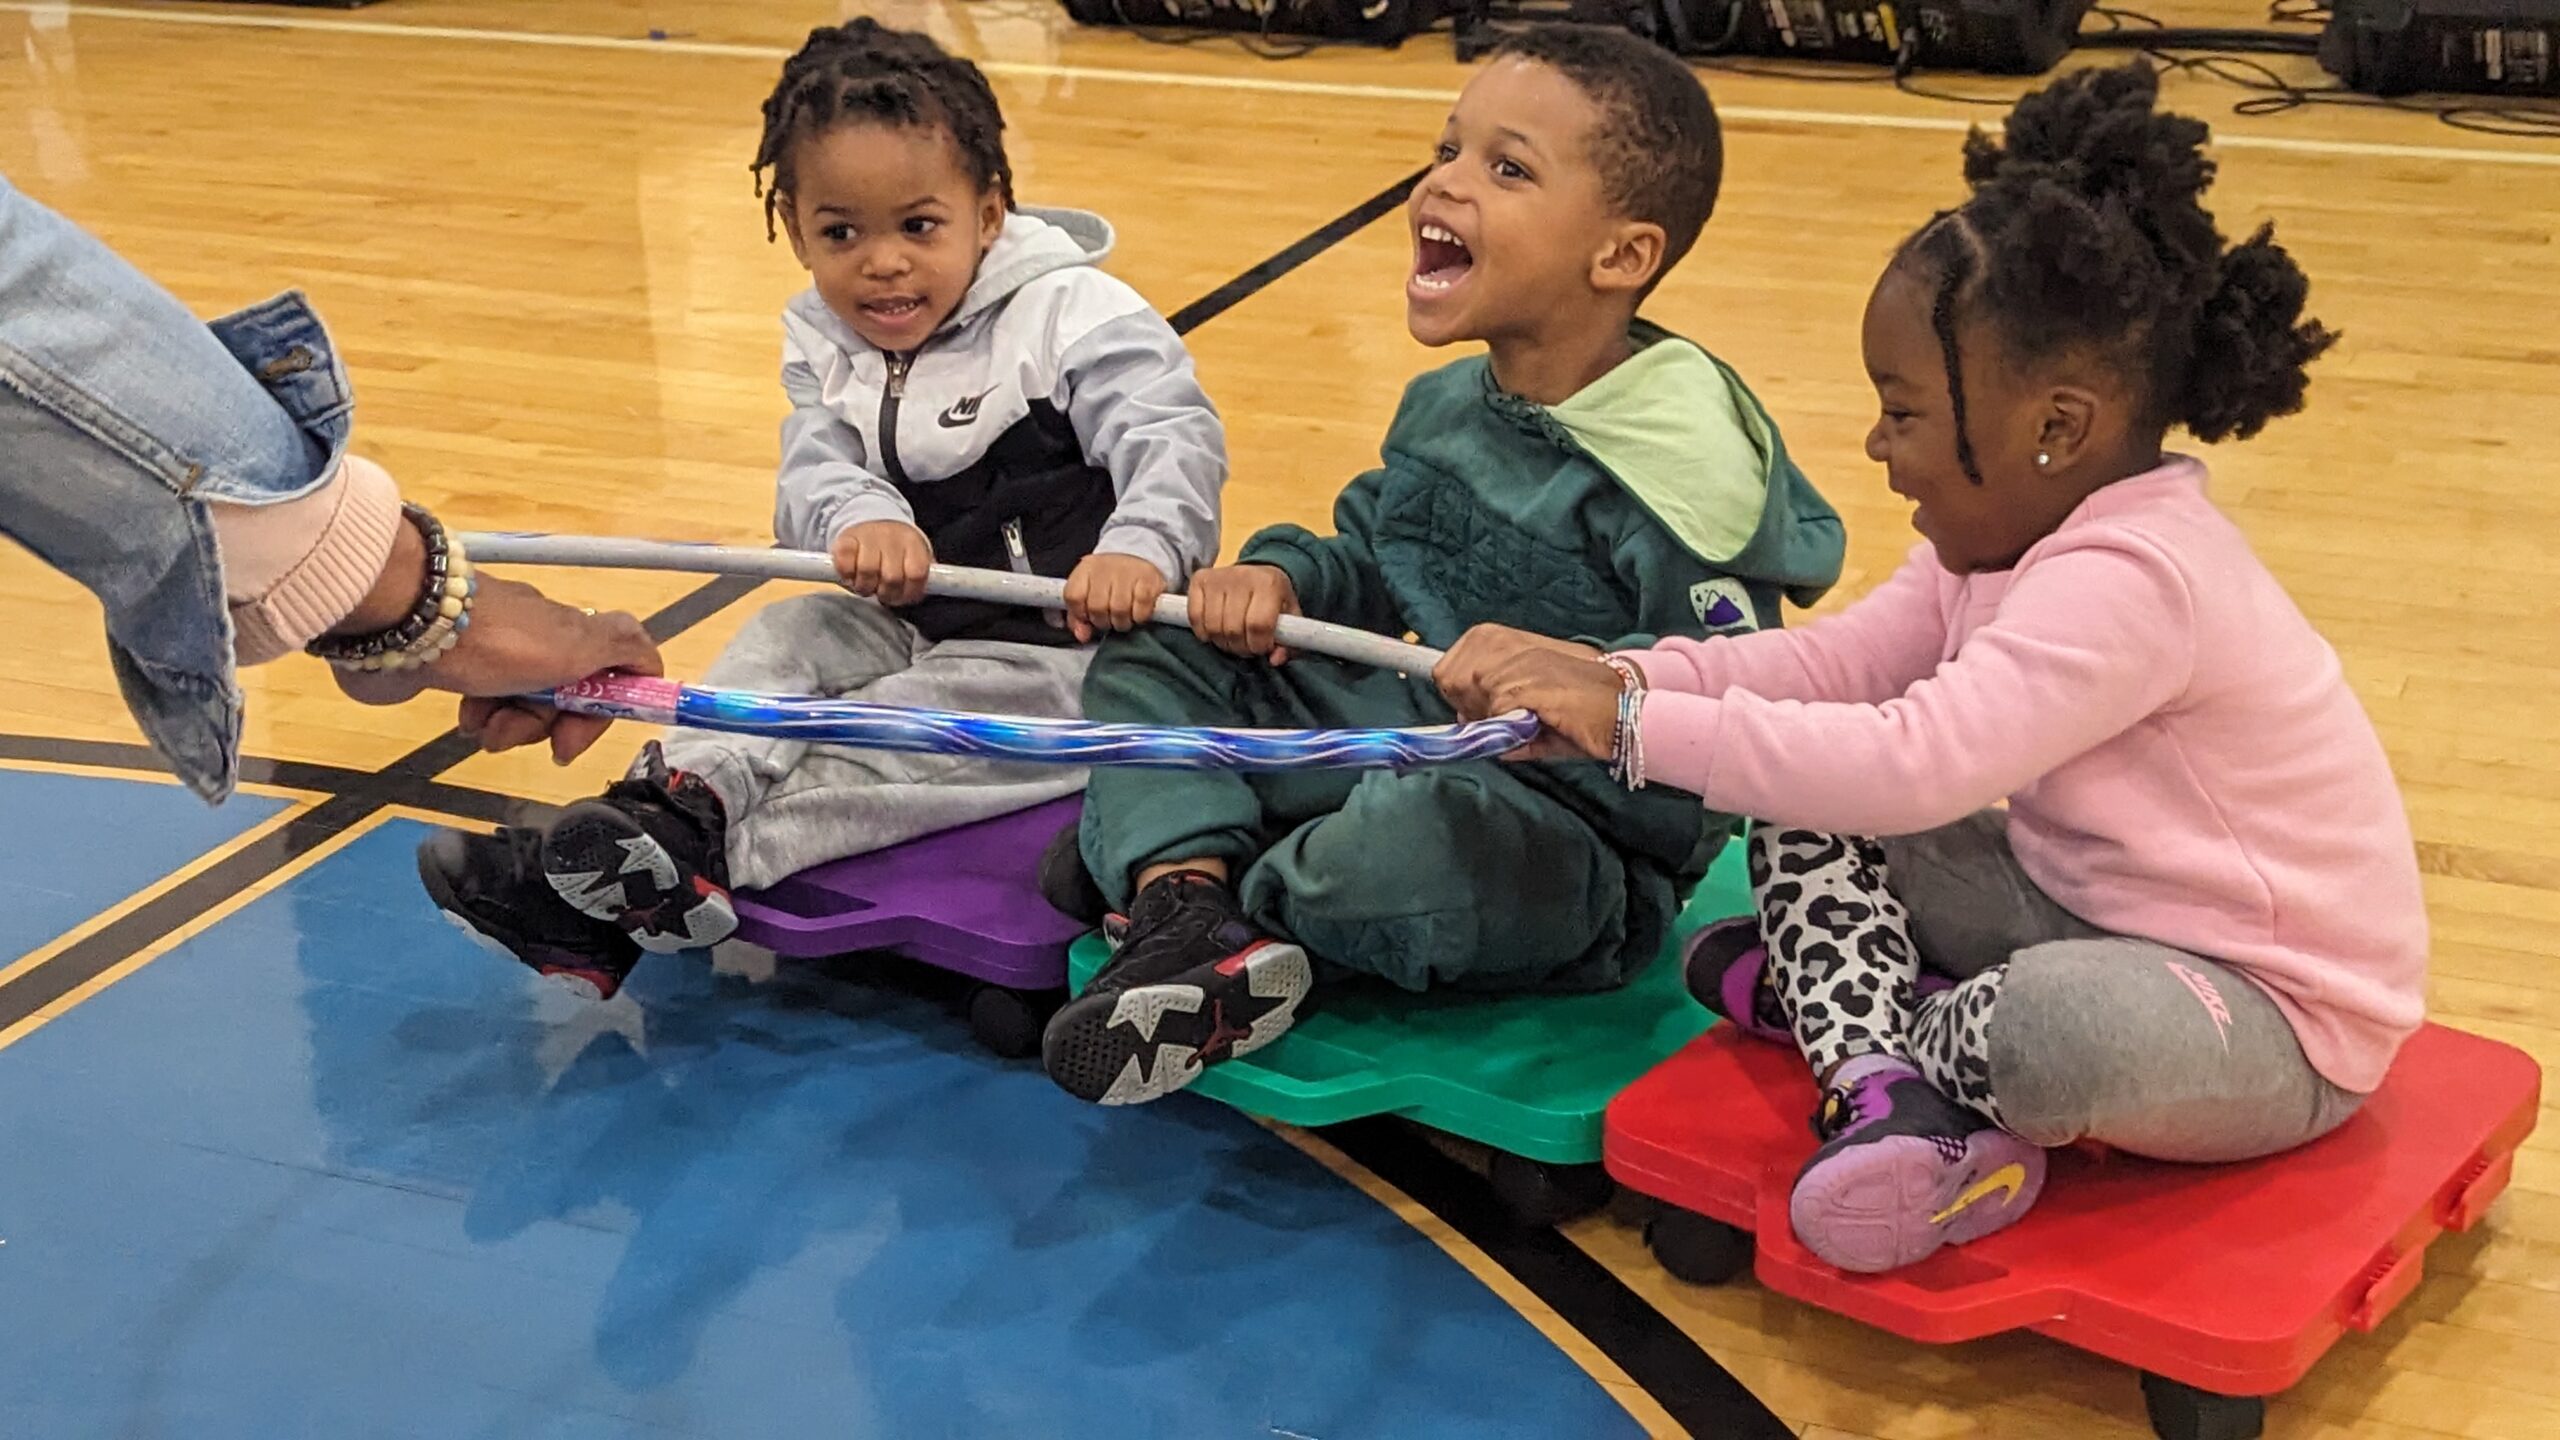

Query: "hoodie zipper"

xmin=1000 ymin=518 xmax=1032 ymax=577
xmin=1003 ymin=517 xmax=1067 ymax=628
xmin=881 ymin=325 xmax=1056 ymax=625
xmin=879 ymin=352 xmax=913 ymax=485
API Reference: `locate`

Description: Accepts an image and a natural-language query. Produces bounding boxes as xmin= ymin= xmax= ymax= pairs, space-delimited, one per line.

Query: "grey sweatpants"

xmin=657 ymin=591 xmax=1090 ymax=891
xmin=1752 ymin=814 xmax=2365 ymax=1163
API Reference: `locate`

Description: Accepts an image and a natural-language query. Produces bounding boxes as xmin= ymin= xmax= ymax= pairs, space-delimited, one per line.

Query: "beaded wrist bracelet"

xmin=1599 ymin=653 xmax=1648 ymax=791
xmin=305 ymin=503 xmax=478 ymax=672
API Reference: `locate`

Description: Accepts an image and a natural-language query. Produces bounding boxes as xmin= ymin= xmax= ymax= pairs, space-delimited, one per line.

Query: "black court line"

xmin=1323 ymin=1118 xmax=1794 ymax=1440
xmin=0 ymin=790 xmax=379 ymax=1022
xmin=0 ymin=733 xmax=528 ymax=825
xmin=0 ymin=565 xmax=755 ymax=1033
xmin=0 ymin=732 xmax=374 ymax=795
xmin=1165 ymin=168 xmax=1425 ymax=336
xmin=637 ymin=572 xmax=768 ymax=644
xmin=0 ymin=171 xmax=1786 ymax=1438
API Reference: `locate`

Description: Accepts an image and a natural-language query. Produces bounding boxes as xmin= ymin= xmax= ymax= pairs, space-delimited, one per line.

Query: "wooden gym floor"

xmin=1 ymin=2 xmax=2556 ymax=1435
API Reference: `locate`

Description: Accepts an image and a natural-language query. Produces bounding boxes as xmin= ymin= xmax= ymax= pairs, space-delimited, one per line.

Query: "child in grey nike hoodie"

xmin=417 ymin=19 xmax=1225 ymax=997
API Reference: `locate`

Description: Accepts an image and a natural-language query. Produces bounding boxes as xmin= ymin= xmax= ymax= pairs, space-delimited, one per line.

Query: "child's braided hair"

xmin=1895 ymin=61 xmax=2336 ymax=483
xmin=751 ymin=19 xmax=1013 ymax=241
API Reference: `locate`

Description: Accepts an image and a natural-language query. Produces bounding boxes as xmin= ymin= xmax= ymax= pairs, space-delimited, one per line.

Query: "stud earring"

xmin=2037 ymin=451 xmax=2051 ymax=469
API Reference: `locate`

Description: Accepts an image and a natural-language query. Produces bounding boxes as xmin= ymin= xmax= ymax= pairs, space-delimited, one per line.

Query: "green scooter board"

xmin=1066 ymin=840 xmax=1750 ymax=1166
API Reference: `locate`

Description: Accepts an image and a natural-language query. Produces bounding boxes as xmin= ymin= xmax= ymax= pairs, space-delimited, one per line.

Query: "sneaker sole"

xmin=1041 ymin=942 xmax=1312 ymax=1106
xmin=541 ymin=804 xmax=736 ymax=954
xmin=1788 ymin=1128 xmax=2047 ymax=1274
xmin=415 ymin=837 xmax=624 ymax=1001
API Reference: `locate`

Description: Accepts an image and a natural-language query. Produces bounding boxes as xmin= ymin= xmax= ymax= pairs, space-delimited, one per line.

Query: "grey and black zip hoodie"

xmin=775 ymin=206 xmax=1226 ymax=645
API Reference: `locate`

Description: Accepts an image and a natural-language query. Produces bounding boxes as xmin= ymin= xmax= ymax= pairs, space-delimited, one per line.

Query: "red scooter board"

xmin=1606 ymin=1022 xmax=2537 ymax=1406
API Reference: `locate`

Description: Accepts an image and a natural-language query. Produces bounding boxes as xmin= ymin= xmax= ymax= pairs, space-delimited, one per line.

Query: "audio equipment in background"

xmin=1451 ymin=0 xmax=1663 ymax=60
xmin=1059 ymin=0 xmax=1448 ymax=46
xmin=2320 ymin=0 xmax=2560 ymax=94
xmin=1656 ymin=0 xmax=2090 ymax=72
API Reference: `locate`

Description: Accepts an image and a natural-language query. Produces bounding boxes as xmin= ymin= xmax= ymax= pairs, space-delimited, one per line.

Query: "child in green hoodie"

xmin=1039 ymin=24 xmax=1845 ymax=1107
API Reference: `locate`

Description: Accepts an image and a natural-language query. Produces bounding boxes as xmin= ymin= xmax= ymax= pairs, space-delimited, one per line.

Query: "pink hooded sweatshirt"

xmin=1628 ymin=457 xmax=2426 ymax=1093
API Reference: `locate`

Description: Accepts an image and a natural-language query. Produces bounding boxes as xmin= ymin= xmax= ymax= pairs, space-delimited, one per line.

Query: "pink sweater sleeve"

xmin=1637 ymin=536 xmax=2198 ymax=836
xmin=1624 ymin=545 xmax=1949 ymax=705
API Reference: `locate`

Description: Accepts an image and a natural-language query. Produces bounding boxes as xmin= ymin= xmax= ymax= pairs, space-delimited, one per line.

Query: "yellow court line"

xmin=0 ymin=788 xmax=320 ymax=991
xmin=16 ymin=1 xmax=2560 ymax=170
xmin=0 ymin=804 xmax=398 ymax=1053
xmin=1280 ymin=1123 xmax=1690 ymax=1439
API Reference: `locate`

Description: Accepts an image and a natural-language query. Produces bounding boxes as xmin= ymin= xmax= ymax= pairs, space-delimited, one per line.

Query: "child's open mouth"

xmin=1411 ymin=224 xmax=1473 ymax=294
xmin=863 ymin=296 xmax=926 ymax=323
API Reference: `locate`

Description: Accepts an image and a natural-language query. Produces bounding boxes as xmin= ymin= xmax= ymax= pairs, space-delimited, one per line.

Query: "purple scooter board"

xmin=728 ymin=796 xmax=1085 ymax=1057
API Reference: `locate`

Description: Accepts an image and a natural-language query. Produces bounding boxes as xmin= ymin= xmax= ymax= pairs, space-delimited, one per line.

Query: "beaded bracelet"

xmin=1599 ymin=653 xmax=1648 ymax=791
xmin=305 ymin=503 xmax=479 ymax=672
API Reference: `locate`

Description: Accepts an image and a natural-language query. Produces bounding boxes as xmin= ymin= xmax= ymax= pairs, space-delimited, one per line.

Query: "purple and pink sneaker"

xmin=1787 ymin=1053 xmax=2046 ymax=1274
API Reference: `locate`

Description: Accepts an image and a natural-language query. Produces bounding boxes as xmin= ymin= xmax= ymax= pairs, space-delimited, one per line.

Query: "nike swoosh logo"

xmin=1930 ymin=1162 xmax=2026 ymax=1224
xmin=937 ymin=388 xmax=995 ymax=428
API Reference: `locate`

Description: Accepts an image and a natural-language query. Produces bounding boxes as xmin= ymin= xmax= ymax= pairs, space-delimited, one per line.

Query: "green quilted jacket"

xmin=1244 ymin=323 xmax=1846 ymax=881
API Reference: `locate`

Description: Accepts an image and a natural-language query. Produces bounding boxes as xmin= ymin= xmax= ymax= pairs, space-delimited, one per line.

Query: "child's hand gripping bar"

xmin=459 ymin=533 xmax=1449 ymax=674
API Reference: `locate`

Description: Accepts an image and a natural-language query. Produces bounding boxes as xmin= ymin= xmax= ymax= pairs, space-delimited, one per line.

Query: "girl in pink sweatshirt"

xmin=1436 ymin=62 xmax=2427 ymax=1275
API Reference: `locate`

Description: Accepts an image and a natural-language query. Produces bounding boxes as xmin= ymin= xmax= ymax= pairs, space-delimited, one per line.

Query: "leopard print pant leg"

xmin=1908 ymin=968 xmax=2014 ymax=1131
xmin=1751 ymin=827 xmax=1920 ymax=1075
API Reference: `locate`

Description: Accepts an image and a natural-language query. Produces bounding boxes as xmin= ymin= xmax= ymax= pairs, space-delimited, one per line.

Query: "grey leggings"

xmin=1751 ymin=814 xmax=2365 ymax=1163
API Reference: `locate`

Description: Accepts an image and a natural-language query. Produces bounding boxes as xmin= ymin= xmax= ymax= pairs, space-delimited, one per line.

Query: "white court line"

xmin=13 ymin=0 xmax=2560 ymax=169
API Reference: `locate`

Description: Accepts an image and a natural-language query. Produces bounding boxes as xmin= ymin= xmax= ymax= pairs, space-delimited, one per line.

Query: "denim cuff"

xmin=201 ymin=289 xmax=352 ymax=498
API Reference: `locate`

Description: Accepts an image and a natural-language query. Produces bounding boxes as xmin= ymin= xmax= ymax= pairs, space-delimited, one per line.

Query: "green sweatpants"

xmin=1077 ymin=626 xmax=1673 ymax=994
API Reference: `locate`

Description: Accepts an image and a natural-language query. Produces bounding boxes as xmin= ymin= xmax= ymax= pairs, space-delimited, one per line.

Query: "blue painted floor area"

xmin=0 ymin=813 xmax=1641 ymax=1440
xmin=0 ymin=767 xmax=289 ymax=961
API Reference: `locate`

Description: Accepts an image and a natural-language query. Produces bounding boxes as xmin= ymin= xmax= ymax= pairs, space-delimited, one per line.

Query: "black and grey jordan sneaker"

xmin=418 ymin=825 xmax=642 ymax=1001
xmin=1040 ymin=871 xmax=1312 ymax=1106
xmin=540 ymin=741 xmax=737 ymax=954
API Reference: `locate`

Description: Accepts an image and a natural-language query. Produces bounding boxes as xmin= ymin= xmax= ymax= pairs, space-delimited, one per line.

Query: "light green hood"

xmin=1546 ymin=326 xmax=1844 ymax=607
